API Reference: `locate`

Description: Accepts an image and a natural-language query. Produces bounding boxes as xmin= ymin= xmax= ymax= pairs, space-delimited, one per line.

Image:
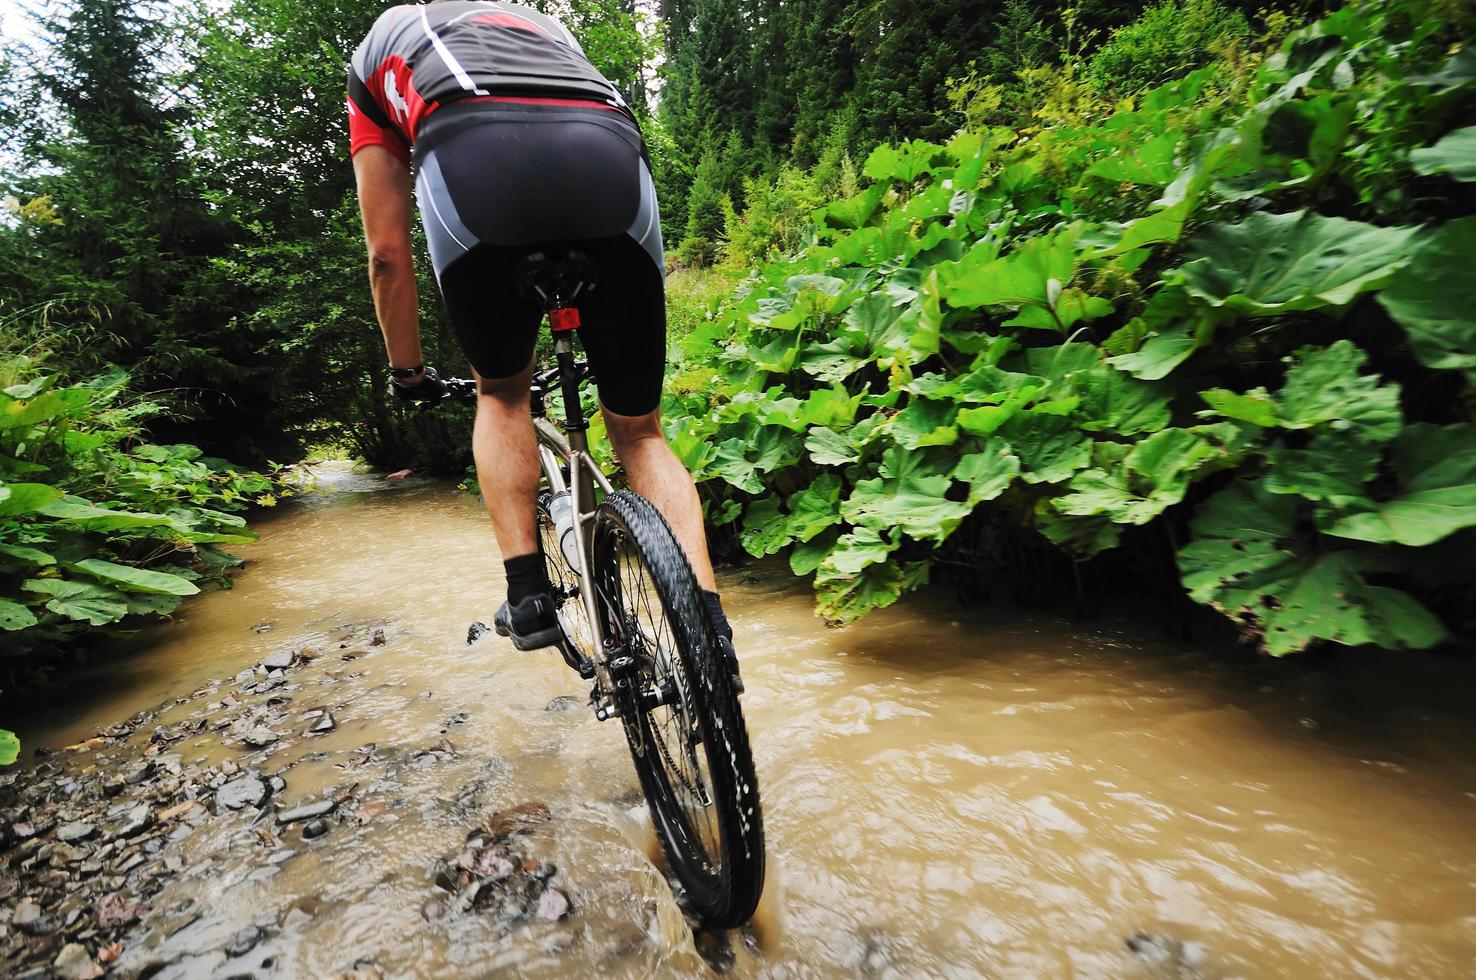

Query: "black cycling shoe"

xmin=493 ymin=594 xmax=564 ymax=651
xmin=716 ymin=635 xmax=745 ymax=694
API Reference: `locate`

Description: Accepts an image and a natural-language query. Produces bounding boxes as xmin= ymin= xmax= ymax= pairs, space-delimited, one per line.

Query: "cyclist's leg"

xmin=601 ymin=407 xmax=719 ymax=593
xmin=471 ymin=358 xmax=538 ymax=560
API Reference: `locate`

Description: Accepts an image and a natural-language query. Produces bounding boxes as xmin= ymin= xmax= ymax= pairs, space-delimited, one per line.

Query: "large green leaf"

xmin=1053 ymin=429 xmax=1220 ymax=526
xmin=1410 ymin=126 xmax=1476 ymax=182
xmin=1071 ymin=365 xmax=1172 ymax=436
xmin=892 ymin=397 xmax=958 ymax=449
xmin=1174 ymin=210 xmax=1419 ymax=316
xmin=739 ymin=474 xmax=844 ymax=558
xmin=0 ymin=483 xmax=64 ymax=517
xmin=72 ymin=558 xmax=202 ymax=597
xmin=1177 ymin=482 xmax=1448 ymax=656
xmin=23 ymin=579 xmax=130 ymax=626
xmin=863 ymin=140 xmax=945 ymax=184
xmin=1263 ymin=435 xmax=1376 ymax=506
xmin=941 ymin=225 xmax=1079 ymax=313
xmin=1324 ymin=424 xmax=1476 ymax=548
xmin=37 ymin=497 xmax=180 ymax=533
xmin=998 ymin=414 xmax=1092 ymax=485
xmin=0 ymin=543 xmax=57 ymax=567
xmin=0 ymin=598 xmax=37 ymax=631
xmin=0 ymin=730 xmax=17 ymax=766
xmin=953 ymin=443 xmax=1020 ymax=504
xmin=1378 ymin=218 xmax=1476 ymax=372
xmin=841 ymin=447 xmax=974 ymax=544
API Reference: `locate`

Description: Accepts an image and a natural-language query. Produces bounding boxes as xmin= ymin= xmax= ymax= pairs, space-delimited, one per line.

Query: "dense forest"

xmin=1 ymin=0 xmax=1474 ymax=756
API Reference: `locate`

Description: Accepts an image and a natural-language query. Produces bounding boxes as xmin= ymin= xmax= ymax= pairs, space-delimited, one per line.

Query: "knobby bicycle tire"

xmin=592 ymin=490 xmax=765 ymax=928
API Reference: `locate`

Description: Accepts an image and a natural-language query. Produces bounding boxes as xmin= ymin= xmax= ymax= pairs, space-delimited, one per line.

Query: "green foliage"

xmin=663 ymin=0 xmax=1476 ymax=655
xmin=0 ymin=354 xmax=273 ymax=656
xmin=1086 ymin=0 xmax=1252 ymax=94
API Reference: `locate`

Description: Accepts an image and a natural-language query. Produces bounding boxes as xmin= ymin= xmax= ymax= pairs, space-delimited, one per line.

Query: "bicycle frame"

xmin=534 ymin=326 xmax=620 ymax=705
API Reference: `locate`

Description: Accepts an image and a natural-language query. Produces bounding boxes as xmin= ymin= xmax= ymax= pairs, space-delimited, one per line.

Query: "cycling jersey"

xmin=346 ymin=1 xmax=630 ymax=167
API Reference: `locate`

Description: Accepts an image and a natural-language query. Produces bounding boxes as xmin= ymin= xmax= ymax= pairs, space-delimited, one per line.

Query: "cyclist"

xmin=346 ymin=1 xmax=739 ymax=663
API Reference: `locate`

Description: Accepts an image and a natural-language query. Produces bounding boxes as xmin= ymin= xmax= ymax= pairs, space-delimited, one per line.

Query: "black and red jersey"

xmin=347 ymin=1 xmax=629 ymax=167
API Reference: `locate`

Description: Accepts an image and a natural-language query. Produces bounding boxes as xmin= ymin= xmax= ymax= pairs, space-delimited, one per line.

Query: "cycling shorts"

xmin=413 ymin=101 xmax=666 ymax=417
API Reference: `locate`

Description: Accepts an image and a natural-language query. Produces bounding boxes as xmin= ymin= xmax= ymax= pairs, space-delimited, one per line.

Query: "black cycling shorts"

xmin=413 ymin=102 xmax=666 ymax=417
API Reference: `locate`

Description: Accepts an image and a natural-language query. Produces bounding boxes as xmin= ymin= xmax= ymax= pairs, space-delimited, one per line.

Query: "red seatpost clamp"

xmin=549 ymin=307 xmax=581 ymax=332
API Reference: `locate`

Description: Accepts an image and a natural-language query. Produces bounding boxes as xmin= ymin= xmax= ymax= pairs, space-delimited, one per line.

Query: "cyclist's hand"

xmin=391 ymin=365 xmax=448 ymax=403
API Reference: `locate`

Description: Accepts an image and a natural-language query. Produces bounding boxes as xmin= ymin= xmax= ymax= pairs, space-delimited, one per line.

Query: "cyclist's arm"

xmin=353 ymin=144 xmax=422 ymax=380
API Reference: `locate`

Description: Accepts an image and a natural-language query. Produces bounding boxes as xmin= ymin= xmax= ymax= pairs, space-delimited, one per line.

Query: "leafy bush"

xmin=664 ymin=0 xmax=1476 ymax=655
xmin=1085 ymin=0 xmax=1251 ymax=94
xmin=0 ymin=356 xmax=274 ymax=653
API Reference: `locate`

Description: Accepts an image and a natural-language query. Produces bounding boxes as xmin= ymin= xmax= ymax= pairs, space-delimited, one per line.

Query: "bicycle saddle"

xmin=512 ymin=249 xmax=600 ymax=310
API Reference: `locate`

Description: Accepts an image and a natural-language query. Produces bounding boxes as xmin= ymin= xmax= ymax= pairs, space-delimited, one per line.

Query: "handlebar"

xmin=425 ymin=361 xmax=592 ymax=410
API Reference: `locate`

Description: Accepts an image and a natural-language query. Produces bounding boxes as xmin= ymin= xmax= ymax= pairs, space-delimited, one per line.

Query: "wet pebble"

xmin=123 ymin=761 xmax=154 ymax=786
xmin=52 ymin=942 xmax=102 ymax=980
xmin=308 ymin=712 xmax=336 ymax=735
xmin=466 ymin=622 xmax=490 ymax=644
xmin=263 ymin=650 xmax=295 ymax=670
xmin=277 ymin=799 xmax=337 ymax=825
xmin=545 ymin=696 xmax=580 ymax=712
xmin=535 ymin=887 xmax=571 ymax=922
xmin=112 ymin=804 xmax=153 ymax=839
xmin=56 ymin=821 xmax=95 ymax=844
xmin=301 ymin=819 xmax=330 ymax=841
xmin=224 ymin=923 xmax=263 ymax=957
xmin=217 ymin=776 xmax=269 ymax=812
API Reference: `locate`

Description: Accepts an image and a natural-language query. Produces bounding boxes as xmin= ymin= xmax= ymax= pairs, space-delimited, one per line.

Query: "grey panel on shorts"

xmin=414 ymin=150 xmax=665 ymax=284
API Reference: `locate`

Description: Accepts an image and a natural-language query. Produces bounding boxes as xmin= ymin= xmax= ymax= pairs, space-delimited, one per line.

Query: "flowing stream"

xmin=15 ymin=463 xmax=1476 ymax=978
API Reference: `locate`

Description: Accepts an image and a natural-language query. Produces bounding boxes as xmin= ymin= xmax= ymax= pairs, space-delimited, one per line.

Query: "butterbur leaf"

xmin=841 ymin=448 xmax=974 ymax=544
xmin=0 ymin=544 xmax=56 ymax=566
xmin=953 ymin=444 xmax=1020 ymax=504
xmin=1410 ymin=126 xmax=1476 ymax=182
xmin=37 ymin=497 xmax=180 ymax=532
xmin=72 ymin=559 xmax=201 ymax=596
xmin=815 ymin=561 xmax=910 ymax=626
xmin=841 ymin=294 xmax=912 ymax=368
xmin=790 ymin=526 xmax=840 ymax=577
xmin=24 ymin=579 xmax=130 ymax=626
xmin=711 ymin=439 xmax=765 ymax=494
xmin=805 ymin=426 xmax=859 ymax=467
xmin=1275 ymin=341 xmax=1401 ymax=442
xmin=0 ymin=598 xmax=37 ymax=631
xmin=126 ymin=593 xmax=186 ymax=617
xmin=1199 ymin=387 xmax=1279 ymax=427
xmin=1177 ymin=482 xmax=1448 ymax=656
xmin=863 ymin=140 xmax=945 ymax=184
xmin=1072 ymin=365 xmax=1172 ymax=436
xmin=1053 ymin=429 xmax=1218 ymax=526
xmin=892 ymin=397 xmax=958 ymax=449
xmin=1107 ymin=325 xmax=1201 ymax=381
xmin=0 ymin=730 xmax=17 ymax=766
xmin=942 ymin=226 xmax=1078 ymax=313
xmin=1264 ymin=434 xmax=1376 ymax=506
xmin=739 ymin=497 xmax=787 ymax=557
xmin=1378 ymin=218 xmax=1476 ymax=372
xmin=1035 ymin=508 xmax=1123 ymax=558
xmin=998 ymin=414 xmax=1092 ymax=484
xmin=1174 ymin=210 xmax=1418 ymax=316
xmin=0 ymin=483 xmax=64 ymax=517
xmin=1324 ymin=424 xmax=1476 ymax=548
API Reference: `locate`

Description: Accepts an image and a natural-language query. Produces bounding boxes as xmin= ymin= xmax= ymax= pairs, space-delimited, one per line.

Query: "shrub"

xmin=1086 ymin=0 xmax=1251 ymax=94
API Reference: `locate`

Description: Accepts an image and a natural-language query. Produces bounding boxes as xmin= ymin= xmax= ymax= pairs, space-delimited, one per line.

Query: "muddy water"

xmin=18 ymin=462 xmax=1476 ymax=977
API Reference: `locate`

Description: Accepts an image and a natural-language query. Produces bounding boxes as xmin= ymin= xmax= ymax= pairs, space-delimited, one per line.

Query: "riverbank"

xmin=6 ymin=471 xmax=1476 ymax=977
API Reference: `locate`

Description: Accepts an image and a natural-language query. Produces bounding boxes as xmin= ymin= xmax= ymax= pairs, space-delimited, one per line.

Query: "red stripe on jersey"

xmin=364 ymin=54 xmax=435 ymax=144
xmin=347 ymin=97 xmax=410 ymax=168
xmin=469 ymin=12 xmax=550 ymax=33
xmin=459 ymin=95 xmax=623 ymax=113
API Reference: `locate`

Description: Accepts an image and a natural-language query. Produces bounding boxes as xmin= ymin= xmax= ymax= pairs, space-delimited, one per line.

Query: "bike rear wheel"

xmin=591 ymin=490 xmax=765 ymax=928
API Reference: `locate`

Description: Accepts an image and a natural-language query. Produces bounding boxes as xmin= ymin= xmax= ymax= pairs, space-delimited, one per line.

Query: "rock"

xmin=282 ymin=905 xmax=314 ymax=929
xmin=113 ymin=804 xmax=153 ymax=839
xmin=51 ymin=842 xmax=91 ymax=865
xmin=93 ymin=892 xmax=144 ymax=929
xmin=11 ymin=820 xmax=36 ymax=839
xmin=123 ymin=761 xmax=154 ymax=785
xmin=277 ymin=799 xmax=337 ymax=825
xmin=1126 ymin=933 xmax=1207 ymax=979
xmin=536 ymin=887 xmax=571 ymax=922
xmin=301 ymin=819 xmax=330 ymax=841
xmin=263 ymin=650 xmax=295 ymax=670
xmin=484 ymin=802 xmax=551 ymax=841
xmin=370 ymin=628 xmax=387 ymax=646
xmin=57 ymin=821 xmax=96 ymax=843
xmin=158 ymin=800 xmax=206 ymax=823
xmin=466 ymin=622 xmax=490 ymax=644
xmin=420 ymin=896 xmax=448 ymax=921
xmin=339 ymin=961 xmax=382 ymax=980
xmin=11 ymin=900 xmax=42 ymax=930
xmin=102 ymin=779 xmax=124 ymax=798
xmin=545 ymin=696 xmax=580 ymax=712
xmin=53 ymin=942 xmax=103 ymax=980
xmin=251 ymin=622 xmax=274 ymax=633
xmin=241 ymin=728 xmax=279 ymax=749
xmin=224 ymin=924 xmax=263 ymax=957
xmin=217 ymin=777 xmax=269 ymax=812
xmin=308 ymin=712 xmax=336 ymax=735
xmin=352 ymin=803 xmax=388 ymax=827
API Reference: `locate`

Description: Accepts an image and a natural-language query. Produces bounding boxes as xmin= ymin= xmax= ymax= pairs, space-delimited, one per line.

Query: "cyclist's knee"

xmin=601 ymin=405 xmax=663 ymax=449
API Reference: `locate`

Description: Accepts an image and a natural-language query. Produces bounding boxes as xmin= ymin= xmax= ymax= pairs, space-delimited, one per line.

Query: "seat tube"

xmin=552 ymin=320 xmax=595 ymax=514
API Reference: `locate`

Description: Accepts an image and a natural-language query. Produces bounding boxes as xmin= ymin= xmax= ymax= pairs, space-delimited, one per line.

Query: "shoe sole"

xmin=493 ymin=622 xmax=565 ymax=652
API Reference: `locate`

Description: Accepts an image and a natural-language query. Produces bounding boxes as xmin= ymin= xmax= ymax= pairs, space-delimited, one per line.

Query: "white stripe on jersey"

xmin=420 ymin=5 xmax=489 ymax=96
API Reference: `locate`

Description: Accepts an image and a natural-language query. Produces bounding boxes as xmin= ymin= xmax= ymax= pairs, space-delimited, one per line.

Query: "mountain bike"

xmin=439 ymin=249 xmax=765 ymax=928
